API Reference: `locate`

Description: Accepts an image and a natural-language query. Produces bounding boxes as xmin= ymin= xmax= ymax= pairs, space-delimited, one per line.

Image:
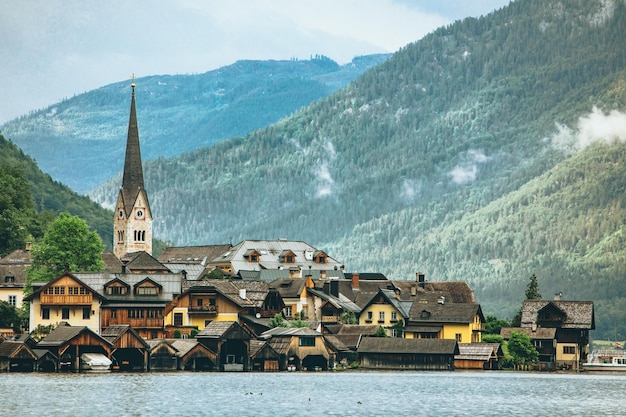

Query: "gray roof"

xmin=209 ymin=239 xmax=343 ymax=273
xmin=357 ymin=337 xmax=458 ymax=355
xmin=408 ymin=295 xmax=484 ymax=324
xmin=455 ymin=343 xmax=501 ymax=361
xmin=74 ymin=272 xmax=182 ymax=304
xmin=38 ymin=324 xmax=111 ymax=348
xmin=184 ymin=279 xmax=271 ymax=308
xmin=260 ymin=326 xmax=323 ymax=339
xmin=0 ymin=249 xmax=31 ymax=287
xmin=500 ymin=327 xmax=557 ymax=340
xmin=521 ymin=300 xmax=595 ymax=329
xmin=308 ymin=288 xmax=361 ymax=313
xmin=158 ymin=245 xmax=233 ymax=265
xmin=196 ymin=321 xmax=238 ymax=338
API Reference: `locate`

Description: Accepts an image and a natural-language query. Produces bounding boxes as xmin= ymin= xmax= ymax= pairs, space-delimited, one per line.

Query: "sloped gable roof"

xmin=123 ymin=251 xmax=171 ymax=273
xmin=357 ymin=337 xmax=458 ymax=355
xmin=158 ymin=245 xmax=233 ymax=265
xmin=521 ymin=300 xmax=595 ymax=329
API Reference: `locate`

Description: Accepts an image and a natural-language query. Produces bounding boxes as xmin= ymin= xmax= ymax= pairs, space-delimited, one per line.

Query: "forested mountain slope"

xmin=1 ymin=55 xmax=389 ymax=192
xmin=0 ymin=134 xmax=113 ymax=254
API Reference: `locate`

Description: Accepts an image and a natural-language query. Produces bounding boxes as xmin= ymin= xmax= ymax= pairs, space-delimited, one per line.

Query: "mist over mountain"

xmin=1 ymin=54 xmax=389 ymax=193
xmin=4 ymin=0 xmax=626 ymax=339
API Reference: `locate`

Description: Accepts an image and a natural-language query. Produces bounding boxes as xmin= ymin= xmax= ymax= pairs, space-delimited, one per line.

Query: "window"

xmin=299 ymin=336 xmax=315 ymax=347
xmin=455 ymin=333 xmax=462 ymax=343
xmin=128 ymin=309 xmax=145 ymax=319
xmin=250 ymin=254 xmax=258 ymax=262
xmin=8 ymin=295 xmax=16 ymax=306
xmin=62 ymin=307 xmax=70 ymax=320
xmin=147 ymin=309 xmax=162 ymax=319
xmin=111 ymin=309 xmax=117 ymax=319
xmin=197 ymin=298 xmax=203 ymax=307
xmin=117 ymin=230 xmax=124 ymax=243
xmin=79 ymin=287 xmax=90 ymax=295
xmin=4 ymin=275 xmax=15 ymax=283
xmin=69 ymin=287 xmax=79 ymax=295
xmin=366 ymin=311 xmax=373 ymax=322
xmin=563 ymin=346 xmax=576 ymax=355
xmin=82 ymin=307 xmax=91 ymax=319
xmin=284 ymin=306 xmax=293 ymax=317
xmin=106 ymin=286 xmax=126 ymax=295
xmin=174 ymin=312 xmax=183 ymax=326
xmin=136 ymin=286 xmax=157 ymax=296
xmin=42 ymin=307 xmax=50 ymax=320
xmin=391 ymin=311 xmax=398 ymax=322
xmin=378 ymin=311 xmax=385 ymax=322
xmin=286 ymin=255 xmax=294 ymax=263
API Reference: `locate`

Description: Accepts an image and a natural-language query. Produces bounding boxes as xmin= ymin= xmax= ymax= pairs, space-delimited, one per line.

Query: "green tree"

xmin=338 ymin=310 xmax=357 ymax=324
xmin=26 ymin=212 xmax=104 ymax=292
xmin=0 ymin=301 xmax=21 ymax=332
xmin=525 ymin=274 xmax=542 ymax=300
xmin=269 ymin=313 xmax=288 ymax=328
xmin=511 ymin=274 xmax=543 ymax=326
xmin=507 ymin=331 xmax=538 ymax=366
xmin=374 ymin=326 xmax=387 ymax=337
xmin=485 ymin=315 xmax=510 ymax=335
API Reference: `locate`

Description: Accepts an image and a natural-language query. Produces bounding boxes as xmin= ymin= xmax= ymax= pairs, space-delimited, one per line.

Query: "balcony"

xmin=40 ymin=294 xmax=92 ymax=305
xmin=189 ymin=305 xmax=218 ymax=314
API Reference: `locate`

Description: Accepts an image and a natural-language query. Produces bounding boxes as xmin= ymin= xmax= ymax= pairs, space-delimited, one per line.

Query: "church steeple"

xmin=121 ymin=75 xmax=145 ymax=212
xmin=114 ymin=76 xmax=153 ymax=258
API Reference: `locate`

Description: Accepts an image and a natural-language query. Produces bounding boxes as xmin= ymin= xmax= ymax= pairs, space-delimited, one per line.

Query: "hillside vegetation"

xmin=1 ymin=55 xmax=389 ymax=192
xmin=0 ymin=134 xmax=113 ymax=253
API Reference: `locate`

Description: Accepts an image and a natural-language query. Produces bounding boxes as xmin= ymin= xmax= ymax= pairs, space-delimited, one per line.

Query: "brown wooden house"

xmin=196 ymin=321 xmax=251 ymax=371
xmin=357 ymin=337 xmax=458 ymax=370
xmin=36 ymin=323 xmax=113 ymax=371
xmin=101 ymin=324 xmax=150 ymax=371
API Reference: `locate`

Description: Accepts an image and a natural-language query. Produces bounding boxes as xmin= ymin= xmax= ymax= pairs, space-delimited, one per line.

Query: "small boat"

xmin=80 ymin=353 xmax=112 ymax=372
xmin=583 ymin=350 xmax=626 ymax=372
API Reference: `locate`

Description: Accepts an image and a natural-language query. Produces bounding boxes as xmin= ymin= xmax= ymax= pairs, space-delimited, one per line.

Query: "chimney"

xmin=25 ymin=242 xmax=32 ymax=252
xmin=351 ymin=273 xmax=360 ymax=290
xmin=239 ymin=289 xmax=247 ymax=300
xmin=554 ymin=292 xmax=563 ymax=301
xmin=330 ymin=279 xmax=339 ymax=297
xmin=438 ymin=296 xmax=445 ymax=305
xmin=121 ymin=259 xmax=129 ymax=274
xmin=417 ymin=272 xmax=425 ymax=288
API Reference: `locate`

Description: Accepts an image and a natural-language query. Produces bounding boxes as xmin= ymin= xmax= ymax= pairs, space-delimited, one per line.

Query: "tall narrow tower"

xmin=113 ymin=77 xmax=152 ymax=258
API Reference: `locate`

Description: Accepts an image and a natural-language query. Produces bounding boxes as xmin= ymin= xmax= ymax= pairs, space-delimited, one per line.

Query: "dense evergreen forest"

xmin=3 ymin=0 xmax=626 ymax=339
xmin=1 ymin=55 xmax=389 ymax=192
xmin=0 ymin=134 xmax=113 ymax=253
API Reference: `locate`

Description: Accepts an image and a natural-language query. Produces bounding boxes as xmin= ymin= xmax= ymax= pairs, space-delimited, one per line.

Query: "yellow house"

xmin=358 ymin=289 xmax=412 ymax=337
xmin=165 ymin=279 xmax=284 ymax=336
xmin=404 ymin=294 xmax=484 ymax=343
xmin=25 ymin=272 xmax=102 ymax=334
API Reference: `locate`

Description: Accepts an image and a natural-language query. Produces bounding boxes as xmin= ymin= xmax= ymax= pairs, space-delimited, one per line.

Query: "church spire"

xmin=121 ymin=74 xmax=145 ymax=212
xmin=114 ymin=75 xmax=153 ymax=258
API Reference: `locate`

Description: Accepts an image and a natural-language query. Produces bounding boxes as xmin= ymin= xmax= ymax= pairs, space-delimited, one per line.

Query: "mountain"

xmin=0 ymin=133 xmax=113 ymax=253
xmin=4 ymin=0 xmax=626 ymax=339
xmin=89 ymin=0 xmax=626 ymax=339
xmin=0 ymin=54 xmax=390 ymax=193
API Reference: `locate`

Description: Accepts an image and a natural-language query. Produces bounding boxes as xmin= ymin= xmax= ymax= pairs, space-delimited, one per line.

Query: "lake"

xmin=1 ymin=371 xmax=624 ymax=416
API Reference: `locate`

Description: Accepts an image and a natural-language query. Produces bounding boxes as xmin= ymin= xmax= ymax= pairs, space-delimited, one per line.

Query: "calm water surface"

xmin=2 ymin=371 xmax=625 ymax=416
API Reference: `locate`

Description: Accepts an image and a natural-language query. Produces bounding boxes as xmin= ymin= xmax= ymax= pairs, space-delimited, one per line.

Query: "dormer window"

xmin=4 ymin=275 xmax=15 ymax=283
xmin=244 ymin=249 xmax=261 ymax=263
xmin=279 ymin=250 xmax=296 ymax=263
xmin=136 ymin=286 xmax=158 ymax=296
xmin=134 ymin=277 xmax=162 ymax=296
xmin=314 ymin=251 xmax=327 ymax=264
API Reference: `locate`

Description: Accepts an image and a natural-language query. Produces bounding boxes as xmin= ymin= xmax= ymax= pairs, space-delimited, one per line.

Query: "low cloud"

xmin=448 ymin=149 xmax=490 ymax=185
xmin=313 ymin=139 xmax=338 ymax=198
xmin=551 ymin=107 xmax=626 ymax=154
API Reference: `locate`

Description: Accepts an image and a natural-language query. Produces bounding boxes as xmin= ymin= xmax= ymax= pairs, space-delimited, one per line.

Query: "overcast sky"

xmin=0 ymin=0 xmax=510 ymax=124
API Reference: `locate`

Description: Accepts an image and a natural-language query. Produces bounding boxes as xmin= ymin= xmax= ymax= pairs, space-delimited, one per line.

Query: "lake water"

xmin=2 ymin=371 xmax=625 ymax=416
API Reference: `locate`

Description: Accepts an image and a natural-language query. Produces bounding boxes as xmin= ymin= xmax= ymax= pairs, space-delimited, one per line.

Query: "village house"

xmin=0 ymin=246 xmax=32 ymax=311
xmin=358 ymin=288 xmax=412 ymax=336
xmin=357 ymin=337 xmax=458 ymax=370
xmin=207 ymin=239 xmax=343 ymax=275
xmin=196 ymin=321 xmax=252 ymax=371
xmin=502 ymin=299 xmax=595 ymax=371
xmin=259 ymin=326 xmax=330 ymax=371
xmin=166 ymin=279 xmax=284 ymax=337
xmin=25 ymin=272 xmax=103 ymax=334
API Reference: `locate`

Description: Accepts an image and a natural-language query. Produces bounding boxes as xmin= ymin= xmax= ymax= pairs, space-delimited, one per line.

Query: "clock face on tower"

xmin=135 ymin=209 xmax=145 ymax=219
